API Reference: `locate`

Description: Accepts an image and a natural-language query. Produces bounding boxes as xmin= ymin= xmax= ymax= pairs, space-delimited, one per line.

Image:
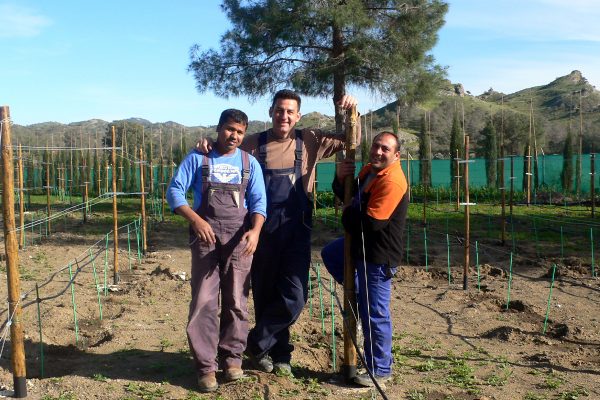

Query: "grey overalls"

xmin=187 ymin=150 xmax=252 ymax=375
xmin=247 ymin=130 xmax=312 ymax=364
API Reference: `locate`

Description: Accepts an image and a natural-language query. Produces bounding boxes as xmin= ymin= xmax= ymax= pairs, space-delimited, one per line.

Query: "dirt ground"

xmin=0 ymin=216 xmax=599 ymax=400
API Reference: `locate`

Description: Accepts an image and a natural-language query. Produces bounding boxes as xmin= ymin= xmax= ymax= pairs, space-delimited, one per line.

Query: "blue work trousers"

xmin=321 ymin=237 xmax=395 ymax=377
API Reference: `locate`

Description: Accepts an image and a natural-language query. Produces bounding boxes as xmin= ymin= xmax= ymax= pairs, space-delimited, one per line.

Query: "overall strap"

xmin=240 ymin=150 xmax=250 ymax=184
xmin=293 ymin=129 xmax=303 ymax=182
xmin=257 ymin=131 xmax=268 ymax=168
xmin=198 ymin=153 xmax=211 ymax=213
xmin=239 ymin=150 xmax=250 ymax=208
xmin=201 ymin=153 xmax=210 ymax=183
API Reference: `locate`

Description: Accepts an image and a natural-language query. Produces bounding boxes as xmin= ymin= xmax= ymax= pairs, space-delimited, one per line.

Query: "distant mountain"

xmin=12 ymin=70 xmax=598 ymax=156
xmin=368 ymin=70 xmax=599 ymax=155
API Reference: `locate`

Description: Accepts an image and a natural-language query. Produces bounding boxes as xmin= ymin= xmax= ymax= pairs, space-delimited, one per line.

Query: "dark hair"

xmin=373 ymin=131 xmax=401 ymax=152
xmin=217 ymin=109 xmax=248 ymax=129
xmin=271 ymin=89 xmax=302 ymax=111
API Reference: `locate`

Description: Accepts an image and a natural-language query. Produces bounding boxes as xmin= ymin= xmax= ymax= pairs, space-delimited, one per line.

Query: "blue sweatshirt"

xmin=166 ymin=148 xmax=267 ymax=218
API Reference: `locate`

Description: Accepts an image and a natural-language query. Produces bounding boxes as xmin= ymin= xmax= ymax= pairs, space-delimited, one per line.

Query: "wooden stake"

xmin=139 ymin=148 xmax=147 ymax=254
xmin=1 ymin=106 xmax=28 ymax=397
xmin=83 ymin=181 xmax=88 ymax=223
xmin=18 ymin=145 xmax=24 ymax=249
xmin=526 ymin=144 xmax=532 ymax=206
xmin=500 ymin=97 xmax=506 ymax=245
xmin=111 ymin=126 xmax=119 ymax=284
xmin=170 ymin=128 xmax=174 ymax=181
xmin=463 ymin=135 xmax=470 ymax=290
xmin=510 ymin=156 xmax=514 ymax=217
xmin=342 ymin=105 xmax=358 ymax=380
xmin=455 ymin=149 xmax=460 ymax=210
xmin=527 ymin=100 xmax=533 ymax=206
xmin=578 ymin=90 xmax=583 ymax=197
xmin=96 ymin=155 xmax=101 ymax=196
xmin=591 ymin=152 xmax=595 ymax=218
xmin=160 ymin=153 xmax=165 ymax=222
xmin=105 ymin=159 xmax=109 ymax=194
xmin=406 ymin=150 xmax=411 ymax=202
xmin=46 ymin=147 xmax=51 ymax=234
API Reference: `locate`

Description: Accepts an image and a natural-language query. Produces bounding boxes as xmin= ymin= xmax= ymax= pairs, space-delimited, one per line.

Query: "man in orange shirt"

xmin=321 ymin=131 xmax=409 ymax=387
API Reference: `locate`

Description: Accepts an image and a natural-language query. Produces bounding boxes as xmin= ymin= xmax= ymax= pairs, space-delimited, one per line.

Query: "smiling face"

xmin=215 ymin=118 xmax=247 ymax=155
xmin=269 ymin=98 xmax=301 ymax=139
xmin=369 ymin=132 xmax=400 ymax=172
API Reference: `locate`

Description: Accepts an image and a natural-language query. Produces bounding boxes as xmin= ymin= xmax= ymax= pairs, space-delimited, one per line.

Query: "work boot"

xmin=273 ymin=362 xmax=293 ymax=377
xmin=353 ymin=372 xmax=391 ymax=388
xmin=223 ymin=366 xmax=244 ymax=382
xmin=245 ymin=349 xmax=273 ymax=373
xmin=197 ymin=372 xmax=218 ymax=392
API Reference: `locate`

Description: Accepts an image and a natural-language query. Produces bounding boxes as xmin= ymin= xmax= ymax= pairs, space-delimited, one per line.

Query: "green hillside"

xmin=12 ymin=71 xmax=599 ymax=158
xmin=366 ymin=70 xmax=599 ymax=156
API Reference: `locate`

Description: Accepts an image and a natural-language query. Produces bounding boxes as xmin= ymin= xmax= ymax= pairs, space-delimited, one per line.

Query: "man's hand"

xmin=195 ymin=137 xmax=214 ymax=154
xmin=241 ymin=214 xmax=265 ymax=256
xmin=336 ymin=158 xmax=356 ymax=183
xmin=240 ymin=228 xmax=260 ymax=256
xmin=336 ymin=95 xmax=358 ymax=110
xmin=191 ymin=217 xmax=216 ymax=244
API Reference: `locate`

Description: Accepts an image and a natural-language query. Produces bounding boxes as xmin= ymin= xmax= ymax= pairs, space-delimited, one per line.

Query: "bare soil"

xmin=0 ymin=218 xmax=599 ymax=400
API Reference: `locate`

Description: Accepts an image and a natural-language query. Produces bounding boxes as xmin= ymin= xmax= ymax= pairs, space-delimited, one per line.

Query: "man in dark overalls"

xmin=240 ymin=90 xmax=358 ymax=375
xmin=167 ymin=109 xmax=266 ymax=392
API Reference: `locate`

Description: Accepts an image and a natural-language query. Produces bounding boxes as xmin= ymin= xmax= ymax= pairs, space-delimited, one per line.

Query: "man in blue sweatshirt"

xmin=167 ymin=109 xmax=266 ymax=392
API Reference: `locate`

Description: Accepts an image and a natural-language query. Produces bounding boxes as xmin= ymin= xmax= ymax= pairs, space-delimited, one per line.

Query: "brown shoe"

xmin=223 ymin=366 xmax=244 ymax=382
xmin=197 ymin=372 xmax=218 ymax=392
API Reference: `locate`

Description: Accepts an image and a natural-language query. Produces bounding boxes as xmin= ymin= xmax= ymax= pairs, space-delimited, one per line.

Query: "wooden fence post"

xmin=18 ymin=145 xmax=24 ymax=249
xmin=139 ymin=148 xmax=147 ymax=254
xmin=112 ymin=126 xmax=119 ymax=284
xmin=1 ymin=106 xmax=28 ymax=398
xmin=342 ymin=105 xmax=358 ymax=381
xmin=591 ymin=153 xmax=595 ymax=218
xmin=463 ymin=135 xmax=470 ymax=290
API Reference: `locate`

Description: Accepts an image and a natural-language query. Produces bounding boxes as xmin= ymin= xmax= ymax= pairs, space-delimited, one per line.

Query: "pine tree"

xmin=522 ymin=140 xmax=531 ymax=192
xmin=449 ymin=111 xmax=462 ymax=184
xmin=188 ymin=1 xmax=448 ymax=129
xmin=419 ymin=113 xmax=432 ymax=187
xmin=480 ymin=119 xmax=497 ymax=188
xmin=561 ymin=128 xmax=574 ymax=192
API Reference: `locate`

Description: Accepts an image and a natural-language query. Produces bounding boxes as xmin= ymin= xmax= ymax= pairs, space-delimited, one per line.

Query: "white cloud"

xmin=0 ymin=3 xmax=51 ymax=38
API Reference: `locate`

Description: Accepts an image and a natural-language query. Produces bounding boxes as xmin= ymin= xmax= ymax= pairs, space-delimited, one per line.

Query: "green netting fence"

xmin=19 ymin=154 xmax=598 ymax=196
xmin=315 ymin=154 xmax=598 ymax=193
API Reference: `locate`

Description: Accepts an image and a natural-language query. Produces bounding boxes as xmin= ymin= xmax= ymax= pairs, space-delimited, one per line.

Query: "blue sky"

xmin=2 ymin=0 xmax=599 ymax=126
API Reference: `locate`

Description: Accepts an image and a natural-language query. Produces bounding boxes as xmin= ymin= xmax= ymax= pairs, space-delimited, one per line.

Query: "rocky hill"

xmin=370 ymin=70 xmax=599 ymax=155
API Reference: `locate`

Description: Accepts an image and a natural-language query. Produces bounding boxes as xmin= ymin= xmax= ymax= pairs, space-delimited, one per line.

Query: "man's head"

xmin=369 ymin=131 xmax=400 ymax=172
xmin=269 ymin=89 xmax=302 ymax=139
xmin=215 ymin=109 xmax=248 ymax=155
